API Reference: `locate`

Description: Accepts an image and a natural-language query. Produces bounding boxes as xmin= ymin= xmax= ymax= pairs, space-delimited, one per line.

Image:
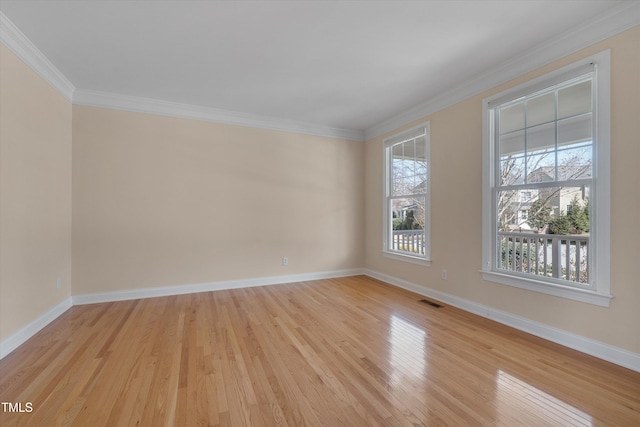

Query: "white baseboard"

xmin=72 ymin=268 xmax=362 ymax=305
xmin=4 ymin=269 xmax=638 ymax=373
xmin=0 ymin=297 xmax=73 ymax=359
xmin=0 ymin=269 xmax=359 ymax=360
xmin=363 ymin=268 xmax=640 ymax=373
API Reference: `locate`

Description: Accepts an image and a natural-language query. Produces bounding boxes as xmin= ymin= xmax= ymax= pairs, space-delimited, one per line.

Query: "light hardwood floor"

xmin=1 ymin=276 xmax=639 ymax=426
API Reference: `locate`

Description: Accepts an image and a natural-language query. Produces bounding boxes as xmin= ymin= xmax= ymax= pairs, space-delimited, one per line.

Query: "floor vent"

xmin=419 ymin=299 xmax=443 ymax=308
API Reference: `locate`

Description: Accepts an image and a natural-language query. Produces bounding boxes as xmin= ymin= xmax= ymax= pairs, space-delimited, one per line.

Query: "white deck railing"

xmin=498 ymin=231 xmax=589 ymax=284
xmin=391 ymin=230 xmax=425 ymax=255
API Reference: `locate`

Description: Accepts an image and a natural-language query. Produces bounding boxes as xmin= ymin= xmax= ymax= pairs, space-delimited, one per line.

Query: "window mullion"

xmin=499 ymin=178 xmax=592 ymax=192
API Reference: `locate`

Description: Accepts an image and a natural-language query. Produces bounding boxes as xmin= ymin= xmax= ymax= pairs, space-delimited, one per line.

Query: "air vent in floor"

xmin=419 ymin=299 xmax=443 ymax=308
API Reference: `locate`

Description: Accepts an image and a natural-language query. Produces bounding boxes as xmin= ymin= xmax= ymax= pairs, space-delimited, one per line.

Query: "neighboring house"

xmin=392 ymin=178 xmax=427 ymax=226
xmin=505 ymin=165 xmax=590 ymax=231
xmin=393 ymin=202 xmax=418 ymax=221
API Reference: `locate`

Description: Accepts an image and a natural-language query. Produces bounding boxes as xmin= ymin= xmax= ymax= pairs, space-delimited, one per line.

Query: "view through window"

xmin=384 ymin=124 xmax=430 ymax=263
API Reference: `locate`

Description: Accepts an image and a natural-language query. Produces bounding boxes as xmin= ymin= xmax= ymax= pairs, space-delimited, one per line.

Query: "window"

xmin=482 ymin=51 xmax=612 ymax=306
xmin=383 ymin=123 xmax=430 ymax=265
xmin=520 ymin=210 xmax=528 ymax=221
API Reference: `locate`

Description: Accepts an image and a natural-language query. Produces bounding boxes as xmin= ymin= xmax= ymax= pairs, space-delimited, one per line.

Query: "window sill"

xmin=481 ymin=270 xmax=613 ymax=307
xmin=383 ymin=251 xmax=432 ymax=267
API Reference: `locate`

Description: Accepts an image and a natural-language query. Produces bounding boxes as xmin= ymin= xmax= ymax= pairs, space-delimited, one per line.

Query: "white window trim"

xmin=481 ymin=50 xmax=612 ymax=307
xmin=382 ymin=122 xmax=431 ymax=266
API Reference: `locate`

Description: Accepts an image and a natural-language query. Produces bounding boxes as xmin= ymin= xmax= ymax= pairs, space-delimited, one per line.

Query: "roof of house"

xmin=528 ymin=165 xmax=592 ymax=183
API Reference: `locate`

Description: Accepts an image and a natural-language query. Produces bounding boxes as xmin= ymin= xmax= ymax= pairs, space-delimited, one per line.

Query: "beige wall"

xmin=72 ymin=106 xmax=364 ymax=294
xmin=0 ymin=44 xmax=73 ymax=341
xmin=2 ymin=25 xmax=638 ymax=359
xmin=364 ymin=27 xmax=640 ymax=354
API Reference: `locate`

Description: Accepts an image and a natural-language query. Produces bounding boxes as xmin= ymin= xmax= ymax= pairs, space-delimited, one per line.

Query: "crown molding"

xmin=364 ymin=2 xmax=640 ymax=141
xmin=0 ymin=11 xmax=74 ymax=101
xmin=73 ymin=89 xmax=365 ymax=141
xmin=0 ymin=10 xmax=363 ymax=142
xmin=3 ymin=2 xmax=637 ymax=143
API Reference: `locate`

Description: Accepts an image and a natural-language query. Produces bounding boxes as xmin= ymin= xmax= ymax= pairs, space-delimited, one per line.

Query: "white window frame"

xmin=383 ymin=123 xmax=431 ymax=266
xmin=482 ymin=51 xmax=612 ymax=307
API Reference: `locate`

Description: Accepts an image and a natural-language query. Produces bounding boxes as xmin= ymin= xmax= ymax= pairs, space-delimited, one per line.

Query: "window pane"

xmin=391 ymin=197 xmax=425 ymax=228
xmin=557 ymin=147 xmax=592 ymax=179
xmin=390 ymin=196 xmax=425 ymax=255
xmin=500 ymin=157 xmax=525 ymax=186
xmin=497 ymin=189 xmax=521 ymax=231
xmin=390 ymin=138 xmax=426 ymax=197
xmin=500 ymin=102 xmax=525 ymax=133
xmin=392 ymin=158 xmax=424 ymax=195
xmin=526 ymin=153 xmax=555 ymax=183
xmin=498 ymin=185 xmax=590 ymax=232
xmin=392 ymin=162 xmax=413 ymax=195
xmin=415 ymin=162 xmax=427 ymax=179
xmin=526 ymin=122 xmax=556 ymax=154
xmin=558 ymin=80 xmax=591 ymax=119
xmin=500 ymin=130 xmax=525 ymax=157
xmin=414 ymin=136 xmax=427 ymax=160
xmin=558 ymin=114 xmax=591 ymax=147
xmin=496 ymin=229 xmax=589 ymax=284
xmin=402 ymin=139 xmax=416 ymax=160
xmin=527 ymin=92 xmax=555 ymax=127
xmin=392 ymin=142 xmax=404 ymax=158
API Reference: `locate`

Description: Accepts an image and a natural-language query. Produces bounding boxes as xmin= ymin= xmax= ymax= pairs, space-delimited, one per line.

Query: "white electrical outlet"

xmin=282 ymin=257 xmax=288 ymax=266
xmin=441 ymin=269 xmax=447 ymax=280
xmin=56 ymin=277 xmax=62 ymax=289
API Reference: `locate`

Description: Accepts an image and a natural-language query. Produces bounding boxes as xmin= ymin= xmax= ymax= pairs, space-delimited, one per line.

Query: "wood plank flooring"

xmin=1 ymin=275 xmax=639 ymax=426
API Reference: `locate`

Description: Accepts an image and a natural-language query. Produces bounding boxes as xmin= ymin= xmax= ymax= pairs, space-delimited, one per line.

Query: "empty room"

xmin=1 ymin=1 xmax=639 ymax=426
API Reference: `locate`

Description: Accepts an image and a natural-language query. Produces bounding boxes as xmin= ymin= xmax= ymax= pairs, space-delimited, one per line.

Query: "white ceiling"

xmin=0 ymin=1 xmax=634 ymax=139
